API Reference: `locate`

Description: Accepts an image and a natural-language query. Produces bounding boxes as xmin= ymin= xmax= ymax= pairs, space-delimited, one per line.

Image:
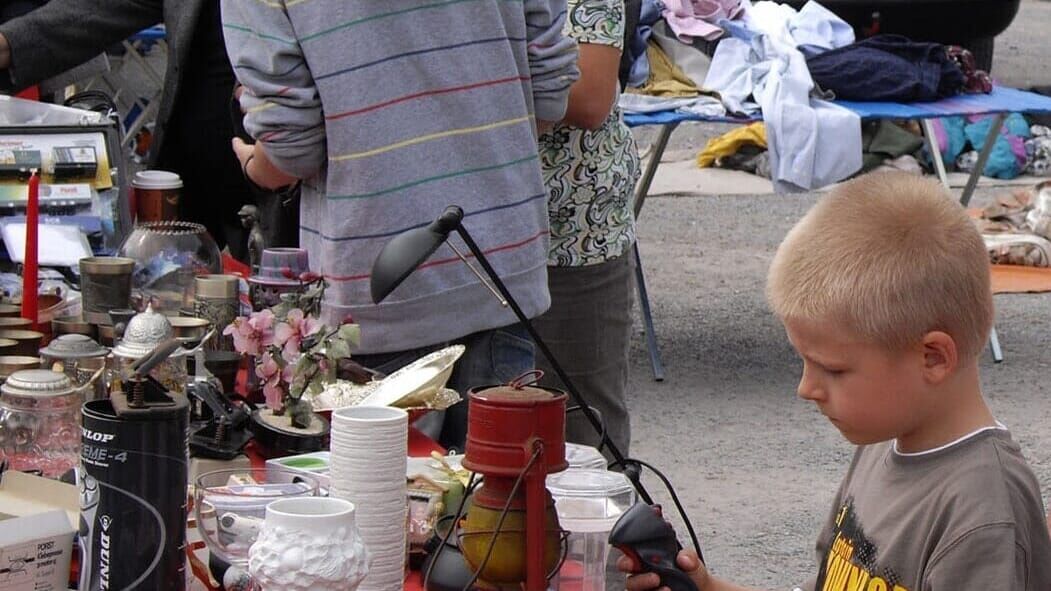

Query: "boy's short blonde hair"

xmin=767 ymin=171 xmax=993 ymax=359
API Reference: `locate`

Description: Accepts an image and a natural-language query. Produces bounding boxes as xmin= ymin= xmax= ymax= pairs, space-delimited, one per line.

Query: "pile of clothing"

xmin=620 ymin=0 xmax=995 ymax=192
xmin=974 ymin=183 xmax=1051 ymax=267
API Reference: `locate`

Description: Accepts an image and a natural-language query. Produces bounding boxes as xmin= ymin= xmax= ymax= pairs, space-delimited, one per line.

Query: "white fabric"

xmin=618 ymin=92 xmax=726 ymax=117
xmin=704 ymin=0 xmax=862 ymax=192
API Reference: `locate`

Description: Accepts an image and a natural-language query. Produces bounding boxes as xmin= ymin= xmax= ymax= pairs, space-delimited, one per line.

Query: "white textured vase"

xmin=248 ymin=497 xmax=370 ymax=591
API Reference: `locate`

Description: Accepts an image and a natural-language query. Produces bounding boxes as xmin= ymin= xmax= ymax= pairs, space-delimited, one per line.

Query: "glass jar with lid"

xmin=40 ymin=334 xmax=111 ymax=401
xmin=0 ymin=369 xmax=83 ymax=479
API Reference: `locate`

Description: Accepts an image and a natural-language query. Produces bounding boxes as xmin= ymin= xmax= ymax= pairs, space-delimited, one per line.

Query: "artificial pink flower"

xmin=223 ymin=309 xmax=276 ymax=356
xmin=273 ymin=309 xmax=322 ymax=360
xmin=255 ymin=352 xmax=295 ymax=410
xmin=256 ymin=352 xmax=284 ymax=409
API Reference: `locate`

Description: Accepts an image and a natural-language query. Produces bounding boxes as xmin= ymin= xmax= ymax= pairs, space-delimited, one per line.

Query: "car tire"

xmin=966 ymin=36 xmax=995 ymax=73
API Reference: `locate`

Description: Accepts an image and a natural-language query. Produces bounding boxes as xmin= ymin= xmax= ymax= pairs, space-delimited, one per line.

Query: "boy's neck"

xmin=895 ymin=362 xmax=997 ymax=454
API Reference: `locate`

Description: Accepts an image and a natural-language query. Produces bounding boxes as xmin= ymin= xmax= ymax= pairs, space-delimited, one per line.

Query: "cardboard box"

xmin=0 ymin=470 xmax=78 ymax=591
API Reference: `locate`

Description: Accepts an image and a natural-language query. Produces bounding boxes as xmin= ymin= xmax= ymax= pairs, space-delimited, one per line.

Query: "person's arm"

xmin=557 ymin=0 xmax=624 ymax=130
xmin=524 ymin=0 xmax=580 ymax=129
xmin=0 ymin=0 xmax=162 ymax=89
xmin=560 ymin=41 xmax=620 ymax=130
xmin=221 ymin=0 xmax=325 ymax=186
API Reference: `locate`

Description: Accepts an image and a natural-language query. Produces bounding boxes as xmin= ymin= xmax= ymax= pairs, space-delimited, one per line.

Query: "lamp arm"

xmin=453 ymin=226 xmax=654 ymax=506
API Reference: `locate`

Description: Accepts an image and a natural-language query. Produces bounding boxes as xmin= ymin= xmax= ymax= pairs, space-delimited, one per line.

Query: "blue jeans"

xmin=354 ymin=324 xmax=535 ymax=451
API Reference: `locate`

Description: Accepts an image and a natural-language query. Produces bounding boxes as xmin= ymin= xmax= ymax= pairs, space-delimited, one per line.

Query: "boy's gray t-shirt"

xmin=801 ymin=428 xmax=1051 ymax=591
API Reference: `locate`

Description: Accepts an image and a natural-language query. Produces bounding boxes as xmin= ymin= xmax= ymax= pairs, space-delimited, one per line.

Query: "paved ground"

xmin=622 ymin=2 xmax=1051 ymax=587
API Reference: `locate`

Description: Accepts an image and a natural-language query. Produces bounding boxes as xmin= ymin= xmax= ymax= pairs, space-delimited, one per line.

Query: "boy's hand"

xmin=619 ymin=549 xmax=710 ymax=591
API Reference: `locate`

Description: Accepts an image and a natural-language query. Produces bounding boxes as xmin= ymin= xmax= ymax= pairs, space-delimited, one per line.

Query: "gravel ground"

xmin=621 ymin=3 xmax=1051 ymax=588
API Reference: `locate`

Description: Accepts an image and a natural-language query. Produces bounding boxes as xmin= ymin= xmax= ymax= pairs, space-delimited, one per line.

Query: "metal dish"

xmin=358 ymin=345 xmax=465 ymax=408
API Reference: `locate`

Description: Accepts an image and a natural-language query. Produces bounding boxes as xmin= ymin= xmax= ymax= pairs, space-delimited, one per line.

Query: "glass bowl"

xmin=118 ymin=221 xmax=222 ymax=315
xmin=193 ymin=467 xmax=320 ymax=569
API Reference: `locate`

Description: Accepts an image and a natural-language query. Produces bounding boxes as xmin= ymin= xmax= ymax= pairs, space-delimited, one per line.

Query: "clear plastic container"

xmin=547 ymin=469 xmax=636 ymax=591
xmin=565 ymin=442 xmax=607 ymax=470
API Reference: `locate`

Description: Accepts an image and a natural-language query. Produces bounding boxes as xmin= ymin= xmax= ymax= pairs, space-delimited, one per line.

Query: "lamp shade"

xmin=370 ymin=206 xmax=465 ymax=303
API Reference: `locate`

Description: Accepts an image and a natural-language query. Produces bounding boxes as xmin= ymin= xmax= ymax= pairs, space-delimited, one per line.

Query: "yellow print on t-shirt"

xmin=820 ymin=532 xmax=910 ymax=591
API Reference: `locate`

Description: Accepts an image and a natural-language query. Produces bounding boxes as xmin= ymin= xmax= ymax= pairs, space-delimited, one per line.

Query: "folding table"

xmin=624 ymin=86 xmax=1051 ymax=379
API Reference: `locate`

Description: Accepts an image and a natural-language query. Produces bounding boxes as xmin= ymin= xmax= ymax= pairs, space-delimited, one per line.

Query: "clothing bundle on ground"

xmin=973 ymin=183 xmax=1051 ymax=268
xmin=619 ymin=0 xmax=997 ymax=192
xmin=929 ymin=116 xmax=1051 ymax=180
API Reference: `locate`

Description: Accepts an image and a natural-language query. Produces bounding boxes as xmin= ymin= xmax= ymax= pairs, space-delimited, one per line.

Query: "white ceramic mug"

xmin=248 ymin=497 xmax=370 ymax=591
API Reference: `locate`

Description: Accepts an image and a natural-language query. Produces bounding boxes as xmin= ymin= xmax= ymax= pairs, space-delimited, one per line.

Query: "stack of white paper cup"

xmin=329 ymin=406 xmax=408 ymax=591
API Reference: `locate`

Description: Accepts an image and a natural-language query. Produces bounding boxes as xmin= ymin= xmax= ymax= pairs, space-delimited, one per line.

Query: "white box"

xmin=0 ymin=470 xmax=78 ymax=591
xmin=266 ymin=451 xmax=331 ymax=490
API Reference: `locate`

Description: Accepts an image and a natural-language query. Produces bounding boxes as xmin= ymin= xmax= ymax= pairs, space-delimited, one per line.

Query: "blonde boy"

xmin=621 ymin=171 xmax=1051 ymax=590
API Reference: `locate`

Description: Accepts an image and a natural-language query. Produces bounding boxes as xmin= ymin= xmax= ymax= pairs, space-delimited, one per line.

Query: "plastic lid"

xmin=547 ymin=469 xmax=636 ymax=532
xmin=547 ymin=468 xmax=635 ymax=498
xmin=565 ymin=442 xmax=606 ymax=470
xmin=132 ymin=170 xmax=183 ymax=190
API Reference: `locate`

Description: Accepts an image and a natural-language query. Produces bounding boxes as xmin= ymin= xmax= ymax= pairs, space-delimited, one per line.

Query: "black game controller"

xmin=609 ymin=502 xmax=700 ymax=591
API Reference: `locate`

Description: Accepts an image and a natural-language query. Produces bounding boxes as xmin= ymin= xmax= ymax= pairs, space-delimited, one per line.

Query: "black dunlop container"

xmin=79 ymin=395 xmax=189 ymax=590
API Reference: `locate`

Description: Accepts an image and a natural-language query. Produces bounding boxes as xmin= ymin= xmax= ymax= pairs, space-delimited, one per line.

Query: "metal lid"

xmin=40 ymin=334 xmax=109 ymax=359
xmin=1 ymin=369 xmax=76 ymax=397
xmin=195 ymin=274 xmax=240 ymax=299
xmin=112 ymin=303 xmax=182 ymax=359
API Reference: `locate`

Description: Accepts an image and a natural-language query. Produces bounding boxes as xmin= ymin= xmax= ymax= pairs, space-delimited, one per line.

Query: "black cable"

xmin=565 ymin=404 xmax=608 ymax=454
xmin=462 ymin=446 xmax=541 ymax=591
xmin=608 ymin=457 xmax=704 ymax=564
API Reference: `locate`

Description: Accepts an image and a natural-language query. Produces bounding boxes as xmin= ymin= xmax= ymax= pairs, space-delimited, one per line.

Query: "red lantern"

xmin=460 ymin=381 xmax=568 ymax=590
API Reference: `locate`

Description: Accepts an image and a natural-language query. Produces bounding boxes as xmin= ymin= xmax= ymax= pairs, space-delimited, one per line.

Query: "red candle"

xmin=21 ymin=170 xmax=39 ymax=330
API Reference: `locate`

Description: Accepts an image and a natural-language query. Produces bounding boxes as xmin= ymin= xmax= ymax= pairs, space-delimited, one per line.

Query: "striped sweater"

xmin=222 ymin=0 xmax=579 ymax=354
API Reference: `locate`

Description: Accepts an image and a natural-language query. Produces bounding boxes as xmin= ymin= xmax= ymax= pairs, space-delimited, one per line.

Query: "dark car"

xmin=778 ymin=0 xmax=1021 ymax=71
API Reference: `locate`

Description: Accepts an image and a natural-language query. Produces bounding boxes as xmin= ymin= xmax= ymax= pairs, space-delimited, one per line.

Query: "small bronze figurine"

xmin=238 ymin=204 xmax=266 ymax=274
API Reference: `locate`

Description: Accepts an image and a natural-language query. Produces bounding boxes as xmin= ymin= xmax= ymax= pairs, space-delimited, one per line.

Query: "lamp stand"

xmin=453 ymin=225 xmax=654 ymax=506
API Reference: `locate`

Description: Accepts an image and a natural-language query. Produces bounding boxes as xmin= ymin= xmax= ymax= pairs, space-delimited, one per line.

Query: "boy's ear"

xmin=920 ymin=331 xmax=958 ymax=384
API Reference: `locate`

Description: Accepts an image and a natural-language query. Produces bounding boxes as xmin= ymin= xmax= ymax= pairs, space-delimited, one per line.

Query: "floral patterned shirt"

xmin=539 ymin=0 xmax=641 ymax=267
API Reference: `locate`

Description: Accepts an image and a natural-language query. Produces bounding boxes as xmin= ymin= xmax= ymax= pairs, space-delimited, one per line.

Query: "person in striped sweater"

xmin=222 ymin=0 xmax=579 ymax=449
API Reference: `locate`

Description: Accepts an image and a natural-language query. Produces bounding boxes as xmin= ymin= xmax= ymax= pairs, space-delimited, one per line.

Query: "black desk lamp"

xmin=371 ymin=205 xmax=654 ymax=506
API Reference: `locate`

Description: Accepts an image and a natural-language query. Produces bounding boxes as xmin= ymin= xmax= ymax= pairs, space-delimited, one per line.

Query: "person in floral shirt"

xmin=534 ymin=0 xmax=640 ymax=456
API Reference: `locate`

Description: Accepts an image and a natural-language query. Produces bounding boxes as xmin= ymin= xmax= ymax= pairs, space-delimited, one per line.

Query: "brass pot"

xmin=0 ymin=330 xmax=44 ymax=356
xmin=169 ymin=316 xmax=211 ymax=344
xmin=52 ymin=315 xmax=97 ymax=339
xmin=0 ymin=317 xmax=32 ymax=330
xmin=0 ymin=304 xmax=22 ymax=318
xmin=0 ymin=355 xmax=41 ymax=378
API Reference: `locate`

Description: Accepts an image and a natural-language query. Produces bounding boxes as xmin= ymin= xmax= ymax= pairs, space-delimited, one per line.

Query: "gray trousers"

xmin=533 ymin=251 xmax=635 ymax=458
